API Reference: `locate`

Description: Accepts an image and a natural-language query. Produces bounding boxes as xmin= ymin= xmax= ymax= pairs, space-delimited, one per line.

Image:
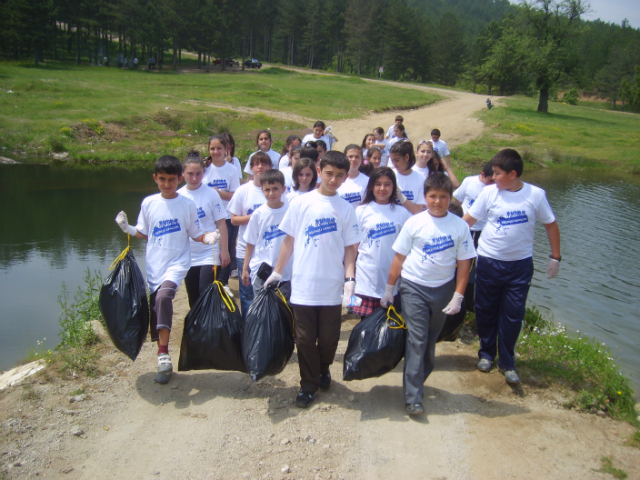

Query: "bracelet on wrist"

xmin=549 ymin=254 xmax=562 ymax=262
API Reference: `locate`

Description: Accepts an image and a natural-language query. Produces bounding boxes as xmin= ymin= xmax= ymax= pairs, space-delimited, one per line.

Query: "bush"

xmin=57 ymin=268 xmax=103 ymax=349
xmin=561 ymin=88 xmax=579 ymax=105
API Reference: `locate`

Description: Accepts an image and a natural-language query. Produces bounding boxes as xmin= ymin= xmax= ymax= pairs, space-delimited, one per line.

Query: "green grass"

xmin=0 ymin=62 xmax=442 ymax=162
xmin=595 ymin=456 xmax=628 ymax=480
xmin=453 ymin=96 xmax=640 ymax=172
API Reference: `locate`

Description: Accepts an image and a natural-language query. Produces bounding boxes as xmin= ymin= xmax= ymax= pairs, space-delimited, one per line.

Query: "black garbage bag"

xmin=343 ymin=306 xmax=407 ymax=381
xmin=99 ymin=248 xmax=149 ymax=361
xmin=437 ymin=301 xmax=468 ymax=343
xmin=242 ymin=285 xmax=294 ymax=382
xmin=178 ymin=281 xmax=245 ymax=372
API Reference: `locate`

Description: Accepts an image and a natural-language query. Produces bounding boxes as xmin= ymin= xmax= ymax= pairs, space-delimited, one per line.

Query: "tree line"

xmin=1 ymin=0 xmax=639 ymax=112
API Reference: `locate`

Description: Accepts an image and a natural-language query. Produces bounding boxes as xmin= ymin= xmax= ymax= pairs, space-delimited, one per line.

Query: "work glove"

xmin=547 ymin=259 xmax=560 ymax=279
xmin=264 ymin=271 xmax=282 ymax=288
xmin=396 ymin=189 xmax=407 ymax=204
xmin=380 ymin=284 xmax=395 ymax=308
xmin=343 ymin=280 xmax=355 ymax=298
xmin=202 ymin=230 xmax=221 ymax=245
xmin=442 ymin=292 xmax=465 ymax=315
xmin=115 ymin=211 xmax=138 ymax=236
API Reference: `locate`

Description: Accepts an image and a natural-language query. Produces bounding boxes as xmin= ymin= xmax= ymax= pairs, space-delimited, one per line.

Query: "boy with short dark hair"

xmin=265 ymin=151 xmax=362 ymax=408
xmin=382 ymin=172 xmax=475 ymax=415
xmin=242 ymin=169 xmax=293 ymax=299
xmin=228 ymin=152 xmax=271 ymax=319
xmin=463 ymin=149 xmax=561 ymax=384
xmin=430 ymin=128 xmax=451 ymax=167
xmin=115 ymin=156 xmax=219 ymax=378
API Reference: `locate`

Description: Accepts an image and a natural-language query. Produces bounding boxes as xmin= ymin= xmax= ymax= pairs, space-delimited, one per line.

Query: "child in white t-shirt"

xmin=414 ymin=141 xmax=460 ymax=187
xmin=281 ymin=146 xmax=302 ymax=193
xmin=228 ymin=151 xmax=270 ymax=319
xmin=244 ymin=130 xmax=280 ymax=180
xmin=463 ymin=149 xmax=561 ymax=385
xmin=373 ymin=127 xmax=390 ymax=166
xmin=388 ymin=124 xmax=409 ymax=149
xmin=242 ymin=170 xmax=293 ymax=299
xmin=381 ymin=173 xmax=475 ymax=415
xmin=389 ymin=141 xmax=426 ymax=214
xmin=265 ymin=151 xmax=361 ymax=409
xmin=221 ymin=132 xmax=243 ymax=184
xmin=337 ymin=144 xmax=369 ymax=206
xmin=204 ymin=134 xmax=241 ymax=295
xmin=278 ymin=134 xmax=302 ymax=170
xmin=453 ymin=162 xmax=494 ymax=242
xmin=286 ymin=157 xmax=318 ymax=203
xmin=353 ymin=167 xmax=411 ymax=318
xmin=430 ymin=128 xmax=451 ymax=167
xmin=302 ymin=120 xmax=337 ymax=151
xmin=114 ymin=156 xmax=219 ymax=377
xmin=385 ymin=115 xmax=409 ymax=140
xmin=178 ymin=151 xmax=230 ymax=308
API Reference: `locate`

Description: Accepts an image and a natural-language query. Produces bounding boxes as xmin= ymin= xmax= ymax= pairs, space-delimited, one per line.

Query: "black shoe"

xmin=319 ymin=371 xmax=331 ymax=391
xmin=405 ymin=403 xmax=425 ymax=415
xmin=295 ymin=391 xmax=316 ymax=408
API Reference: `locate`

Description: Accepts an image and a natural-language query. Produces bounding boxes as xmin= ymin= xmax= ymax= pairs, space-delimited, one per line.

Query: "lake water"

xmin=1 ymin=164 xmax=638 ymax=393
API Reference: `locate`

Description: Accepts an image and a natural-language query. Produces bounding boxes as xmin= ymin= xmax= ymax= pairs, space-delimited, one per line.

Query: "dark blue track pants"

xmin=475 ymin=255 xmax=533 ymax=370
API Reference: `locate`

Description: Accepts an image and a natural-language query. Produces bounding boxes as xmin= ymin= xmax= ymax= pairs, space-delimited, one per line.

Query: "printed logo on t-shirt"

xmin=468 ymin=198 xmax=476 ymax=207
xmin=396 ymin=190 xmax=415 ymax=204
xmin=207 ymin=179 xmax=228 ymax=190
xmin=214 ymin=203 xmax=222 ymax=213
xmin=305 ymin=217 xmax=338 ymax=246
xmin=497 ymin=210 xmax=529 ymax=233
xmin=196 ymin=207 xmax=206 ymax=219
xmin=152 ymin=219 xmax=182 ymax=245
xmin=367 ymin=222 xmax=396 ymax=246
xmin=421 ymin=235 xmax=454 ymax=263
xmin=341 ymin=192 xmax=362 ymax=204
xmin=262 ymin=224 xmax=287 ymax=247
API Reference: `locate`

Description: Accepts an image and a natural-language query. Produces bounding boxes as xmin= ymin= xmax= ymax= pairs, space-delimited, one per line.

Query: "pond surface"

xmin=1 ymin=165 xmax=638 ymax=394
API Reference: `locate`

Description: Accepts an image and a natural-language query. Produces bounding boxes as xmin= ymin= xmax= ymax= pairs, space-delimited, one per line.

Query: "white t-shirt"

xmin=227 ymin=183 xmax=267 ymax=260
xmin=204 ymin=162 xmax=240 ymax=219
xmin=337 ymin=172 xmax=369 ymax=206
xmin=279 ymin=154 xmax=290 ymax=170
xmin=431 ymin=139 xmax=450 ymax=158
xmin=388 ymin=136 xmax=408 ymax=150
xmin=135 ymin=194 xmax=204 ymax=293
xmin=302 ymin=133 xmax=333 ymax=151
xmin=286 ymin=189 xmax=311 ymax=203
xmin=394 ymin=169 xmax=427 ymax=207
xmin=468 ymin=183 xmax=556 ymax=261
xmin=178 ymin=184 xmax=227 ymax=266
xmin=280 ymin=190 xmax=362 ymax=306
xmin=243 ymin=204 xmax=293 ymax=283
xmin=453 ymin=175 xmax=490 ymax=232
xmin=231 ymin=157 xmax=242 ymax=180
xmin=413 ymin=165 xmax=429 ymax=179
xmin=243 ymin=149 xmax=280 ymax=174
xmin=281 ymin=166 xmax=294 ymax=192
xmin=355 ymin=202 xmax=412 ymax=298
xmin=372 ymin=139 xmax=390 ymax=166
xmin=393 ymin=211 xmax=476 ymax=288
xmin=387 ymin=125 xmax=409 ymax=139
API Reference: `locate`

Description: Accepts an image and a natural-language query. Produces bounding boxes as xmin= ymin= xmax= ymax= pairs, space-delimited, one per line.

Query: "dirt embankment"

xmin=1 ymin=282 xmax=638 ymax=480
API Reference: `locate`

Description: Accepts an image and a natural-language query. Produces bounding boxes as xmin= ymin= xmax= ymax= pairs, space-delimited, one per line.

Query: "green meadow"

xmin=454 ymin=96 xmax=640 ymax=173
xmin=0 ymin=63 xmax=442 ymax=162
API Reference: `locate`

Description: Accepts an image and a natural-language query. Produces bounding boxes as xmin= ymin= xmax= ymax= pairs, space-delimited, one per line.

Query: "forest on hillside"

xmin=1 ymin=0 xmax=639 ymax=112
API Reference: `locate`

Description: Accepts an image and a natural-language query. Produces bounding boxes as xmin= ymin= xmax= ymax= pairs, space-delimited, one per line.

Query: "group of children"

xmin=115 ymin=117 xmax=561 ymax=415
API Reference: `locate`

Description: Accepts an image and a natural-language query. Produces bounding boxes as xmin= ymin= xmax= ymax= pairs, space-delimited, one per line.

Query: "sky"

xmin=582 ymin=0 xmax=640 ymax=28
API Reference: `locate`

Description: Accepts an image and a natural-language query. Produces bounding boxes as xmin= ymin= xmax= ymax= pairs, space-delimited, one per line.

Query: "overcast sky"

xmin=582 ymin=0 xmax=640 ymax=28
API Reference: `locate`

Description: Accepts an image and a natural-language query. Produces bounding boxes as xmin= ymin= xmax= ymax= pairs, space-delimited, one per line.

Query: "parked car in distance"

xmin=244 ymin=58 xmax=262 ymax=69
xmin=213 ymin=58 xmax=235 ymax=67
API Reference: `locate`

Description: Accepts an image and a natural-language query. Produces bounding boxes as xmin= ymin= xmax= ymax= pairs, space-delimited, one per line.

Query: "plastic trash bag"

xmin=178 ymin=279 xmax=246 ymax=372
xmin=343 ymin=306 xmax=407 ymax=381
xmin=99 ymin=242 xmax=149 ymax=361
xmin=437 ymin=301 xmax=468 ymax=343
xmin=242 ymin=285 xmax=294 ymax=382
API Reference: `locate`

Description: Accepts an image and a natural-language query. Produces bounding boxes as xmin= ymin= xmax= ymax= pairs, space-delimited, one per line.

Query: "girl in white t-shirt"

xmin=286 ymin=158 xmax=317 ymax=202
xmin=302 ymin=120 xmax=338 ymax=150
xmin=278 ymin=134 xmax=302 ymax=170
xmin=221 ymin=132 xmax=243 ymax=184
xmin=373 ymin=127 xmax=390 ymax=166
xmin=388 ymin=123 xmax=409 ymax=149
xmin=389 ymin=141 xmax=426 ymax=215
xmin=415 ymin=141 xmax=460 ymax=188
xmin=353 ymin=167 xmax=411 ymax=318
xmin=244 ymin=130 xmax=280 ymax=179
xmin=178 ymin=151 xmax=230 ymax=307
xmin=360 ymin=146 xmax=382 ymax=177
xmin=281 ymin=146 xmax=302 ymax=193
xmin=337 ymin=145 xmax=369 ymax=206
xmin=361 ymin=133 xmax=375 ymax=160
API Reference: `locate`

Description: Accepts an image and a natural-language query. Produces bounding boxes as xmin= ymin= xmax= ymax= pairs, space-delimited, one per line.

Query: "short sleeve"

xmin=209 ymin=189 xmax=227 ymax=222
xmin=279 ymin=201 xmax=299 ymax=238
xmin=228 ymin=169 xmax=240 ymax=192
xmin=136 ymin=198 xmax=149 ymax=236
xmin=232 ymin=158 xmax=242 ymax=180
xmin=392 ymin=218 xmax=413 ymax=256
xmin=243 ymin=211 xmax=261 ymax=245
xmin=227 ymin=187 xmax=245 ymax=216
xmin=453 ymin=180 xmax=467 ymax=202
xmin=536 ymin=191 xmax=556 ymax=224
xmin=468 ymin=187 xmax=490 ymax=221
xmin=342 ymin=203 xmax=363 ymax=247
xmin=442 ymin=142 xmax=450 ymax=156
xmin=456 ymin=225 xmax=477 ymax=261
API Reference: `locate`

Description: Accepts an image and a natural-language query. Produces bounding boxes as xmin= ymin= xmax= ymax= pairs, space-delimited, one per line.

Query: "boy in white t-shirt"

xmin=228 ymin=151 xmax=270 ymax=320
xmin=453 ymin=162 xmax=494 ymax=246
xmin=463 ymin=149 xmax=561 ymax=385
xmin=430 ymin=129 xmax=451 ymax=167
xmin=381 ymin=173 xmax=475 ymax=415
xmin=115 ymin=156 xmax=219 ymax=377
xmin=242 ymin=169 xmax=293 ymax=299
xmin=337 ymin=144 xmax=369 ymax=206
xmin=265 ymin=151 xmax=362 ymax=409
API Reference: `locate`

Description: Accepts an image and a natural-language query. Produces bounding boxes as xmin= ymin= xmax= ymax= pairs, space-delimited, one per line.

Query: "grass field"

xmin=0 ymin=62 xmax=443 ymax=162
xmin=454 ymin=96 xmax=640 ymax=172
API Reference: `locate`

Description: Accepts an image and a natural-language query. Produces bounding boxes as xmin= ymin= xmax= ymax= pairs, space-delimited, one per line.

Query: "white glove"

xmin=547 ymin=259 xmax=560 ymax=279
xmin=380 ymin=284 xmax=395 ymax=308
xmin=396 ymin=189 xmax=407 ymax=204
xmin=443 ymin=292 xmax=465 ymax=315
xmin=343 ymin=280 xmax=355 ymax=298
xmin=115 ymin=211 xmax=137 ymax=236
xmin=202 ymin=230 xmax=221 ymax=245
xmin=264 ymin=271 xmax=282 ymax=288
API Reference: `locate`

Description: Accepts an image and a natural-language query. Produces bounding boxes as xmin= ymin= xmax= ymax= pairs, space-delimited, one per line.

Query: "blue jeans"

xmin=475 ymin=255 xmax=533 ymax=371
xmin=237 ymin=258 xmax=254 ymax=321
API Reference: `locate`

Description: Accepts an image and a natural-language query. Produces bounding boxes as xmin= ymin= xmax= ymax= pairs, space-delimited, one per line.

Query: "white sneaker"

xmin=230 ymin=269 xmax=238 ymax=278
xmin=157 ymin=353 xmax=173 ymax=374
xmin=223 ymin=285 xmax=235 ymax=298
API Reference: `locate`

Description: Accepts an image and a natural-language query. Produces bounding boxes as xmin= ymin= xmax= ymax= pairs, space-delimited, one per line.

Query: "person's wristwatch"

xmin=345 ymin=277 xmax=356 ymax=283
xmin=549 ymin=254 xmax=562 ymax=262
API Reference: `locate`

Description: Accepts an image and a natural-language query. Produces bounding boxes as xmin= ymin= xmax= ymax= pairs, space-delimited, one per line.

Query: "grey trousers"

xmin=400 ymin=277 xmax=455 ymax=404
